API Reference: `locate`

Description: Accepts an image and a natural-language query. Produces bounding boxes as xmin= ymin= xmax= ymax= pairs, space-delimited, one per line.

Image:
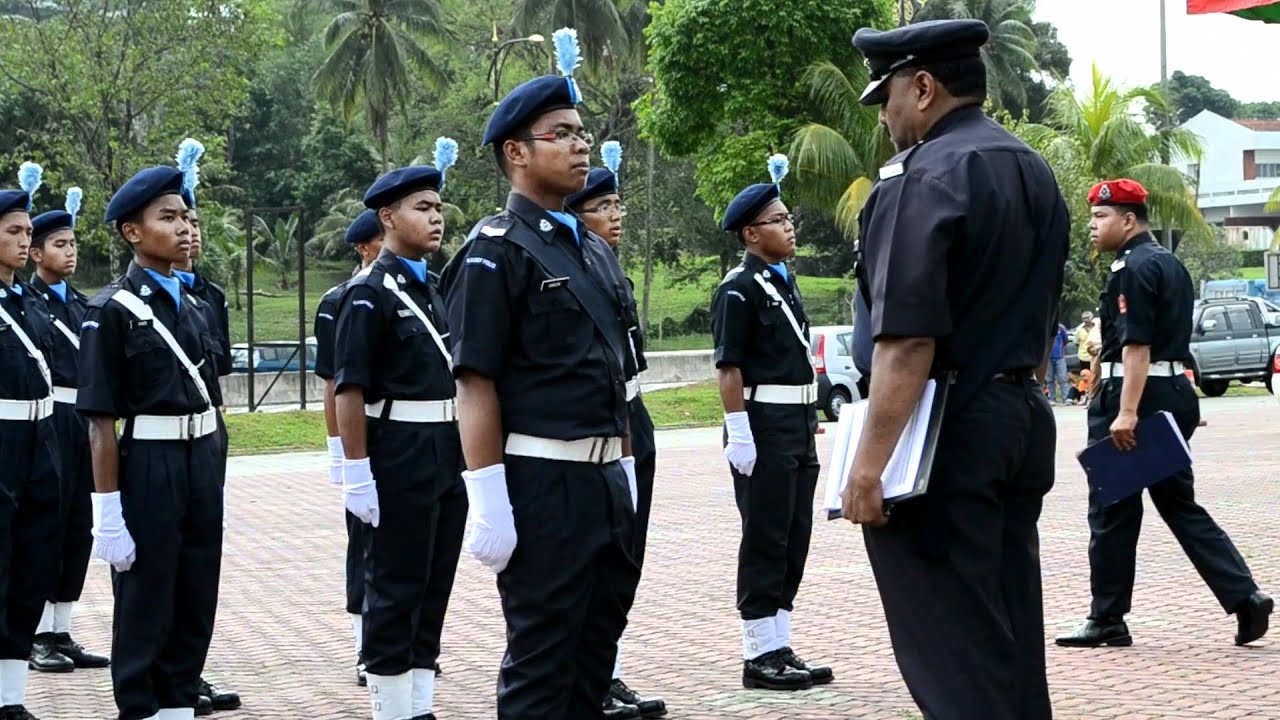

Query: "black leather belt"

xmin=992 ymin=368 xmax=1036 ymax=384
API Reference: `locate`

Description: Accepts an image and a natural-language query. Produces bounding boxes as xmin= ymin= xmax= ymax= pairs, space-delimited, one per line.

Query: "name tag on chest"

xmin=397 ymin=308 xmax=415 ymax=318
xmin=541 ymin=277 xmax=569 ymax=291
xmin=129 ymin=319 xmax=153 ymax=330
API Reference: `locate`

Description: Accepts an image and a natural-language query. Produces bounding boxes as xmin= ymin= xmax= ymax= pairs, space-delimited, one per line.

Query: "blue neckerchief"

xmin=396 ymin=256 xmax=428 ymax=285
xmin=769 ymin=262 xmax=789 ymax=284
xmin=174 ymin=269 xmax=197 ymax=289
xmin=10 ymin=282 xmax=22 ymax=297
xmin=546 ymin=211 xmax=580 ymax=246
xmin=142 ymin=268 xmax=182 ymax=310
xmin=46 ymin=280 xmax=68 ymax=303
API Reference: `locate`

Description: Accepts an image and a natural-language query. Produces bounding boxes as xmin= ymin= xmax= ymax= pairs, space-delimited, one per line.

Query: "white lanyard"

xmin=381 ymin=273 xmax=452 ymax=371
xmin=0 ymin=300 xmax=52 ymax=393
xmin=111 ymin=289 xmax=211 ymax=408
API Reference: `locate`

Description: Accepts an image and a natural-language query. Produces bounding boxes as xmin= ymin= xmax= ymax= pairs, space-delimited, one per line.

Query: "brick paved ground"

xmin=26 ymin=396 xmax=1280 ymax=719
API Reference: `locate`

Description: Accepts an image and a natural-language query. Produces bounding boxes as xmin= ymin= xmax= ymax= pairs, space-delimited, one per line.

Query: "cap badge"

xmin=139 ymin=285 xmax=152 ymax=297
xmin=397 ymin=274 xmax=406 ymax=285
xmin=539 ymin=219 xmax=553 ymax=232
xmin=1099 ymin=184 xmax=1112 ymax=201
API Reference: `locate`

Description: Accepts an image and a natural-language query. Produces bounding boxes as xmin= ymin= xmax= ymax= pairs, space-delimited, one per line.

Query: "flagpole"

xmin=1160 ymin=0 xmax=1175 ymax=250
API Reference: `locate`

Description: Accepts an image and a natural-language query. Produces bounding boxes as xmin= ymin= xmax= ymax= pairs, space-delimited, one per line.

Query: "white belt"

xmin=506 ymin=433 xmax=624 ymax=464
xmin=744 ymin=383 xmax=818 ymax=405
xmin=0 ymin=396 xmax=54 ymax=422
xmin=1100 ymin=361 xmax=1186 ymax=380
xmin=53 ymin=386 xmax=77 ymax=404
xmin=625 ymin=377 xmax=641 ymax=402
xmin=129 ymin=409 xmax=218 ymax=441
xmin=365 ymin=399 xmax=457 ymax=423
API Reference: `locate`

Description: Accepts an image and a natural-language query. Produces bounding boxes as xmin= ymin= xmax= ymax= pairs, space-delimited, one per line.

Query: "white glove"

xmin=91 ymin=492 xmax=137 ymax=572
xmin=724 ymin=411 xmax=757 ymax=476
xmin=620 ymin=456 xmax=638 ymax=513
xmin=462 ymin=464 xmax=518 ymax=574
xmin=342 ymin=458 xmax=380 ymax=527
xmin=327 ymin=436 xmax=345 ymax=486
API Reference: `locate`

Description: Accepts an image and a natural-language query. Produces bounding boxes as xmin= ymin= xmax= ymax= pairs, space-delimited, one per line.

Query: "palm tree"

xmin=914 ymin=0 xmax=1038 ymax=112
xmin=313 ymin=0 xmax=450 ymax=170
xmin=308 ymin=189 xmax=368 ymax=259
xmin=787 ymin=60 xmax=894 ymax=238
xmin=254 ymin=215 xmax=303 ymax=290
xmin=511 ymin=0 xmax=629 ymax=68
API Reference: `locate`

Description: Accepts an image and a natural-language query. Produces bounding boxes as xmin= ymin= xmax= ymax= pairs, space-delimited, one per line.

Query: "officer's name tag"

xmin=540 ymin=277 xmax=569 ymax=291
xmin=879 ymin=162 xmax=904 ymax=180
xmin=397 ymin=308 xmax=414 ymax=318
xmin=1110 ymin=259 xmax=1126 ymax=272
xmin=129 ymin=318 xmax=152 ymax=329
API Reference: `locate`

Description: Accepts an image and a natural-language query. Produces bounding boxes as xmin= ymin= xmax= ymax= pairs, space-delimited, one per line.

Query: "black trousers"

xmin=0 ymin=417 xmax=61 ymax=660
xmin=50 ymin=403 xmax=93 ymax=603
xmin=362 ymin=421 xmax=467 ymax=677
xmin=111 ymin=432 xmax=223 ymax=720
xmin=345 ymin=510 xmax=369 ymax=616
xmin=496 ymin=454 xmax=640 ymax=720
xmin=628 ymin=396 xmax=656 ymax=565
xmin=863 ymin=380 xmax=1055 ymax=720
xmin=1086 ymin=375 xmax=1256 ymax=619
xmin=731 ymin=403 xmax=819 ymax=621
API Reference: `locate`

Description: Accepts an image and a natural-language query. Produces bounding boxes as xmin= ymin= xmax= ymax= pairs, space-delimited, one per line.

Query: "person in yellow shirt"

xmin=1075 ymin=311 xmax=1096 ymax=365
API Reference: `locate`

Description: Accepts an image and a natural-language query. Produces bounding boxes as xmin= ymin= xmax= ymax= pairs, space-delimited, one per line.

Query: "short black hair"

xmin=921 ymin=57 xmax=987 ymax=102
xmin=1113 ymin=203 xmax=1149 ymax=224
xmin=492 ymin=118 xmax=540 ymax=180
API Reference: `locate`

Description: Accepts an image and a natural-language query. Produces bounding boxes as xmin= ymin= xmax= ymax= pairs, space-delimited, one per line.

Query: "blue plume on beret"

xmin=66 ymin=187 xmax=83 ymax=228
xmin=767 ymin=154 xmax=789 ymax=187
xmin=18 ymin=162 xmax=42 ymax=210
xmin=602 ymin=141 xmax=622 ymax=191
xmin=554 ymin=28 xmax=582 ymax=103
xmin=176 ymin=138 xmax=205 ymax=206
xmin=433 ymin=137 xmax=458 ymax=191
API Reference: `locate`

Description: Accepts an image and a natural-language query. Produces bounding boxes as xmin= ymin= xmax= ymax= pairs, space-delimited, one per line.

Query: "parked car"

xmin=809 ymin=325 xmax=862 ymax=421
xmin=1271 ymin=346 xmax=1280 ymax=401
xmin=231 ymin=338 xmax=318 ymax=374
xmin=1188 ymin=298 xmax=1280 ymax=397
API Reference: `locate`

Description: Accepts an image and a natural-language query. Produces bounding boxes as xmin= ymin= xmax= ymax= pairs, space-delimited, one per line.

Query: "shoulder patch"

xmin=719 ymin=265 xmax=746 ymax=287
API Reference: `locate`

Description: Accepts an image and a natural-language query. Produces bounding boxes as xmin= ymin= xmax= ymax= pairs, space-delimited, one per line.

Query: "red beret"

xmin=1088 ymin=179 xmax=1148 ymax=207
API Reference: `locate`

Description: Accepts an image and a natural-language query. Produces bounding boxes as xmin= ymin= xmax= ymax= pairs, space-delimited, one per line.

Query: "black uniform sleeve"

xmin=1116 ymin=259 xmax=1160 ymax=348
xmin=75 ymin=303 xmax=125 ymax=418
xmin=446 ymin=236 xmax=512 ymax=380
xmin=711 ymin=280 xmax=751 ymax=369
xmin=333 ymin=283 xmax=382 ymax=392
xmin=313 ymin=294 xmax=338 ymax=381
xmin=214 ymin=287 xmax=231 ymax=377
xmin=863 ymin=172 xmax=964 ymax=339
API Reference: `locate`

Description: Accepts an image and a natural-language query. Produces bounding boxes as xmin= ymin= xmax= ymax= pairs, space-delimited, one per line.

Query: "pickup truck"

xmin=1188 ymin=298 xmax=1280 ymax=396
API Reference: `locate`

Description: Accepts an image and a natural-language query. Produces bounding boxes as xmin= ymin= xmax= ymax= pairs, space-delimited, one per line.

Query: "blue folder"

xmin=1076 ymin=411 xmax=1193 ymax=506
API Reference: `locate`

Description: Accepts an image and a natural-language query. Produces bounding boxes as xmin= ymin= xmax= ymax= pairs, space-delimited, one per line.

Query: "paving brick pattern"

xmin=26 ymin=397 xmax=1280 ymax=719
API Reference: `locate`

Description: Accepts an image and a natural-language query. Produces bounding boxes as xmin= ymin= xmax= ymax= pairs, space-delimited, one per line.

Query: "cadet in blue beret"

xmin=26 ymin=185 xmax=111 ymax=678
xmin=566 ymin=142 xmax=667 ymax=720
xmin=332 ymin=139 xmax=463 ymax=720
xmin=0 ymin=162 xmax=64 ymax=720
xmin=442 ymin=27 xmax=643 ymax=720
xmin=313 ymin=207 xmax=383 ymax=688
xmin=846 ymin=18 xmax=1067 ymax=719
xmin=78 ymin=164 xmax=226 ymax=720
xmin=710 ymin=154 xmax=830 ymax=693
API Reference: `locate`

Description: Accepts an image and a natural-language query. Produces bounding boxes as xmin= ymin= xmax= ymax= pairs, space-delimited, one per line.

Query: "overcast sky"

xmin=1032 ymin=0 xmax=1279 ymax=103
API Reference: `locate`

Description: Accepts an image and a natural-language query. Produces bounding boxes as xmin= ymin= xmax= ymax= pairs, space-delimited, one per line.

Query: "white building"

xmin=1175 ymin=110 xmax=1280 ymax=250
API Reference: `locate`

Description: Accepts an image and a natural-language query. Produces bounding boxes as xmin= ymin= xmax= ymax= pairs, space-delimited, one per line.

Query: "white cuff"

xmin=91 ymin=492 xmax=126 ymax=534
xmin=724 ymin=411 xmax=754 ymax=444
xmin=342 ymin=457 xmax=373 ymax=488
xmin=327 ymin=436 xmax=345 ymax=460
xmin=462 ymin=464 xmax=510 ymax=516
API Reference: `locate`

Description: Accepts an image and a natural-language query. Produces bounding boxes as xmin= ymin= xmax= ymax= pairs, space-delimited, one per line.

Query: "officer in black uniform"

xmin=314 ymin=208 xmax=383 ymax=688
xmin=565 ymin=143 xmax=666 ymax=719
xmin=846 ymin=20 xmax=1069 ymax=720
xmin=711 ymin=155 xmax=830 ymax=693
xmin=333 ymin=152 xmax=465 ymax=720
xmin=78 ymin=165 xmax=224 ymax=720
xmin=1056 ymin=179 xmax=1273 ymax=648
xmin=0 ymin=166 xmax=63 ymax=720
xmin=442 ymin=26 xmax=642 ymax=720
xmin=27 ymin=188 xmax=110 ymax=674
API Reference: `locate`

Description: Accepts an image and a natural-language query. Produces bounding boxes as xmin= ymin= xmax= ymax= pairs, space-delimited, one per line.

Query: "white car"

xmin=809 ymin=325 xmax=863 ymax=420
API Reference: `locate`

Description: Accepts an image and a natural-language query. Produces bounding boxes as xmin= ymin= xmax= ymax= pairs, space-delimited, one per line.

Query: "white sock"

xmin=612 ymin=640 xmax=623 ymax=680
xmin=411 ymin=668 xmax=435 ymax=716
xmin=741 ymin=618 xmax=777 ymax=660
xmin=367 ymin=671 xmax=413 ymax=720
xmin=0 ymin=659 xmax=29 ymax=706
xmin=775 ymin=609 xmax=792 ymax=649
xmin=351 ymin=613 xmax=364 ymax=658
xmin=36 ymin=602 xmax=55 ymax=635
xmin=53 ymin=602 xmax=74 ymax=634
xmin=156 ymin=710 xmax=196 ymax=719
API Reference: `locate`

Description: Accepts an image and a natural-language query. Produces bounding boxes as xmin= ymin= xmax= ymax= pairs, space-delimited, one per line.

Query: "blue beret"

xmin=483 ymin=75 xmax=578 ymax=146
xmin=853 ymin=19 xmax=989 ymax=105
xmin=345 ymin=209 xmax=382 ymax=245
xmin=720 ymin=183 xmax=781 ymax=233
xmin=0 ymin=190 xmax=29 ymax=217
xmin=104 ymin=166 xmax=185 ymax=224
xmin=32 ymin=210 xmax=73 ymax=238
xmin=363 ymin=165 xmax=443 ymax=210
xmin=566 ymin=168 xmax=619 ymax=209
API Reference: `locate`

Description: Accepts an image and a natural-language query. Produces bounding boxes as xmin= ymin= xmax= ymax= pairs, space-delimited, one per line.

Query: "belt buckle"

xmin=184 ymin=414 xmax=196 ymax=440
xmin=27 ymin=400 xmax=38 ymax=422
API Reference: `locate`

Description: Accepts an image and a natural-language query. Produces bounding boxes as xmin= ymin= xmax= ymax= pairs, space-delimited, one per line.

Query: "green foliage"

xmin=1150 ymin=70 xmax=1239 ymax=125
xmin=914 ymin=0 xmax=1038 ymax=112
xmin=1178 ymin=226 xmax=1242 ymax=292
xmin=1240 ymin=101 xmax=1280 ymax=120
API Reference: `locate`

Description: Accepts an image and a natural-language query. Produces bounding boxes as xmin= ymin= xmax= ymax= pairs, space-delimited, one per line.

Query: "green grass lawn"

xmin=1239 ymin=266 xmax=1265 ymax=281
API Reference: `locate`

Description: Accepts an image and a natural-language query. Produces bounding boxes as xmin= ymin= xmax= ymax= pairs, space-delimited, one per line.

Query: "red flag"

xmin=1188 ymin=0 xmax=1280 ymax=21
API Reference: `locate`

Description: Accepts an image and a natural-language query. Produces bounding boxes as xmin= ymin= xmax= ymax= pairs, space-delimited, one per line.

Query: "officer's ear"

xmin=377 ymin=204 xmax=397 ymax=233
xmin=911 ymin=70 xmax=936 ymax=111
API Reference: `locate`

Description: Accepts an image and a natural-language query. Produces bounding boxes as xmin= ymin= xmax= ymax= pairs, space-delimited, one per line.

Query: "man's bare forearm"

xmin=718 ymin=367 xmax=745 ymax=413
xmin=89 ymin=417 xmax=119 ymax=493
xmin=335 ymin=387 xmax=368 ymax=460
xmin=323 ymin=379 xmax=339 ymax=438
xmin=1119 ymin=344 xmax=1151 ymax=416
xmin=848 ymin=337 xmax=935 ymax=480
xmin=457 ymin=371 xmax=504 ymax=469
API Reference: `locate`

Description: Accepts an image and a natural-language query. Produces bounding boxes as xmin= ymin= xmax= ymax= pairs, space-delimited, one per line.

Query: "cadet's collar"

xmin=921 ymin=103 xmax=984 ymax=145
xmin=174 ymin=268 xmax=197 ymax=289
xmin=743 ymin=252 xmax=789 ymax=284
xmin=0 ymin=276 xmax=19 ymax=301
xmin=506 ymin=192 xmax=576 ymax=245
xmin=126 ymin=261 xmax=182 ymax=310
xmin=374 ymin=249 xmax=429 ymax=287
xmin=1117 ymin=231 xmax=1155 ymax=258
xmin=28 ymin=273 xmax=60 ymax=301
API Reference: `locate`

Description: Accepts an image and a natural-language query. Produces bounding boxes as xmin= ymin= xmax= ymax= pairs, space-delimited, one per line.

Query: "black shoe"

xmin=199 ymin=678 xmax=241 ymax=711
xmin=778 ymin=647 xmax=833 ymax=685
xmin=28 ymin=633 xmax=75 ymax=673
xmin=195 ymin=695 xmax=214 ymax=717
xmin=1235 ymin=590 xmax=1274 ymax=646
xmin=610 ymin=678 xmax=667 ymax=718
xmin=52 ymin=632 xmax=109 ymax=669
xmin=602 ymin=696 xmax=641 ymax=719
xmin=1054 ymin=618 xmax=1133 ymax=647
xmin=1 ymin=706 xmax=41 ymax=720
xmin=742 ymin=649 xmax=813 ymax=691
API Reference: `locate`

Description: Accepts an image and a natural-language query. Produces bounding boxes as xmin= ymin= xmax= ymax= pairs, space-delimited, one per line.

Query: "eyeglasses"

xmin=581 ymin=202 xmax=627 ymax=218
xmin=748 ymin=214 xmax=795 ymax=228
xmin=520 ymin=129 xmax=595 ymax=148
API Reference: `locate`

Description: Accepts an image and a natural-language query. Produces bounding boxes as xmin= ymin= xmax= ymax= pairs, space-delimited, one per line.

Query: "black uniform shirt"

xmin=0 ymin=279 xmax=56 ymax=401
xmin=711 ymin=253 xmax=815 ymax=388
xmin=187 ymin=271 xmax=231 ymax=379
xmin=855 ymin=105 xmax=1070 ymax=405
xmin=622 ymin=277 xmax=647 ymax=380
xmin=29 ymin=275 xmax=88 ymax=389
xmin=77 ymin=262 xmax=217 ymax=419
xmin=443 ymin=192 xmax=631 ymax=440
xmin=313 ymin=280 xmax=349 ymax=382
xmin=1097 ymin=231 xmax=1193 ymax=365
xmin=333 ymin=251 xmax=454 ymax=403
